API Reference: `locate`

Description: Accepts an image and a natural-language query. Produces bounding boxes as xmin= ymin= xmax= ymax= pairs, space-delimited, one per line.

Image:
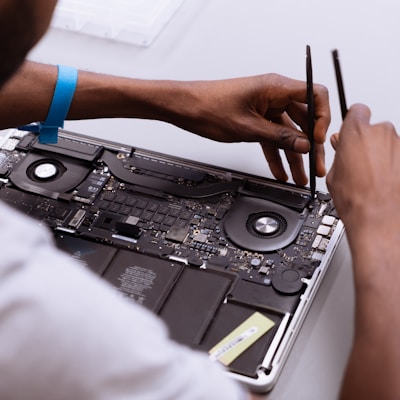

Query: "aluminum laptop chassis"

xmin=0 ymin=128 xmax=344 ymax=392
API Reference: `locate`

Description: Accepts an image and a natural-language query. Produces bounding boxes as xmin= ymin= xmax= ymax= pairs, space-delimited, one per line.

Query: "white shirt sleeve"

xmin=0 ymin=202 xmax=249 ymax=400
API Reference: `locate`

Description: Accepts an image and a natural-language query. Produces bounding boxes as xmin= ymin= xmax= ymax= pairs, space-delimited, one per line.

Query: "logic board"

xmin=0 ymin=128 xmax=344 ymax=391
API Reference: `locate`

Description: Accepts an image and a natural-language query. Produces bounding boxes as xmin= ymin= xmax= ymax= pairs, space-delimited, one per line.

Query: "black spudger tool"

xmin=332 ymin=49 xmax=348 ymax=120
xmin=306 ymin=45 xmax=316 ymax=198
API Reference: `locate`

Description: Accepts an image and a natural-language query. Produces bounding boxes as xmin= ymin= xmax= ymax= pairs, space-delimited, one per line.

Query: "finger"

xmin=260 ymin=143 xmax=288 ymax=182
xmin=344 ymin=103 xmax=371 ymax=126
xmin=271 ymin=113 xmax=308 ymax=184
xmin=332 ymin=103 xmax=371 ymax=152
xmin=269 ymin=113 xmax=308 ymax=184
xmin=263 ymin=110 xmax=310 ymax=153
xmin=330 ymin=133 xmax=339 ymax=150
xmin=284 ymin=100 xmax=329 ymax=147
xmin=284 ymin=149 xmax=308 ymax=186
xmin=326 ymin=163 xmax=335 ymax=193
xmin=313 ymin=84 xmax=331 ymax=144
xmin=280 ymin=81 xmax=330 ymax=144
xmin=315 ymin=142 xmax=326 ymax=177
xmin=339 ymin=103 xmax=371 ymax=141
xmin=283 ymin=103 xmax=327 ymax=176
xmin=284 ymin=102 xmax=307 ymax=132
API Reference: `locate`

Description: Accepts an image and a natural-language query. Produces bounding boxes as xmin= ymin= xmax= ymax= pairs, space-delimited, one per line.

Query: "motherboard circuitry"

xmin=0 ymin=128 xmax=343 ymax=387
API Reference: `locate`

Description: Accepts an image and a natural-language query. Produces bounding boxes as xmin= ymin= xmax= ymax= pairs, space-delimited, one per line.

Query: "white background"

xmin=29 ymin=0 xmax=398 ymax=398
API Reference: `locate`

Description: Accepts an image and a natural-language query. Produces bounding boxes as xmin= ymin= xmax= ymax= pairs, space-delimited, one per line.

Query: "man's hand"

xmin=168 ymin=74 xmax=330 ymax=186
xmin=327 ymin=103 xmax=400 ymax=247
xmin=0 ymin=65 xmax=330 ymax=186
xmin=326 ymin=105 xmax=400 ymax=400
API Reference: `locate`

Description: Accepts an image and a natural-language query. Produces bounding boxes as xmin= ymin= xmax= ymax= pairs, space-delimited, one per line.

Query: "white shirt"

xmin=0 ymin=202 xmax=249 ymax=400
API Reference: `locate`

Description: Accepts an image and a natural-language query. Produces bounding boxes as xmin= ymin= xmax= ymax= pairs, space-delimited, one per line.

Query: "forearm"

xmin=340 ymin=233 xmax=400 ymax=400
xmin=0 ymin=60 xmax=194 ymax=129
xmin=0 ymin=61 xmax=329 ymax=184
xmin=327 ymin=104 xmax=400 ymax=399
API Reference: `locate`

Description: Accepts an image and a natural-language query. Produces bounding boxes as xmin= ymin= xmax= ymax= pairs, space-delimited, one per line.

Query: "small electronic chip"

xmin=166 ymin=226 xmax=189 ymax=243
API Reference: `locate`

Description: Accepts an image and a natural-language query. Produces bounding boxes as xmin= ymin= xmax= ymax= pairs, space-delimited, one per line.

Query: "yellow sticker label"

xmin=208 ymin=312 xmax=275 ymax=366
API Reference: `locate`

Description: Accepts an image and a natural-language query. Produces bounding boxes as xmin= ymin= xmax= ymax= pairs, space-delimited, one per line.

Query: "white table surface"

xmin=29 ymin=0 xmax=399 ymax=397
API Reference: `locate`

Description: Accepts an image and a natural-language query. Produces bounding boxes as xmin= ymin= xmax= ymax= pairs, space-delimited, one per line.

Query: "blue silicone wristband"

xmin=20 ymin=65 xmax=78 ymax=143
xmin=38 ymin=65 xmax=78 ymax=144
